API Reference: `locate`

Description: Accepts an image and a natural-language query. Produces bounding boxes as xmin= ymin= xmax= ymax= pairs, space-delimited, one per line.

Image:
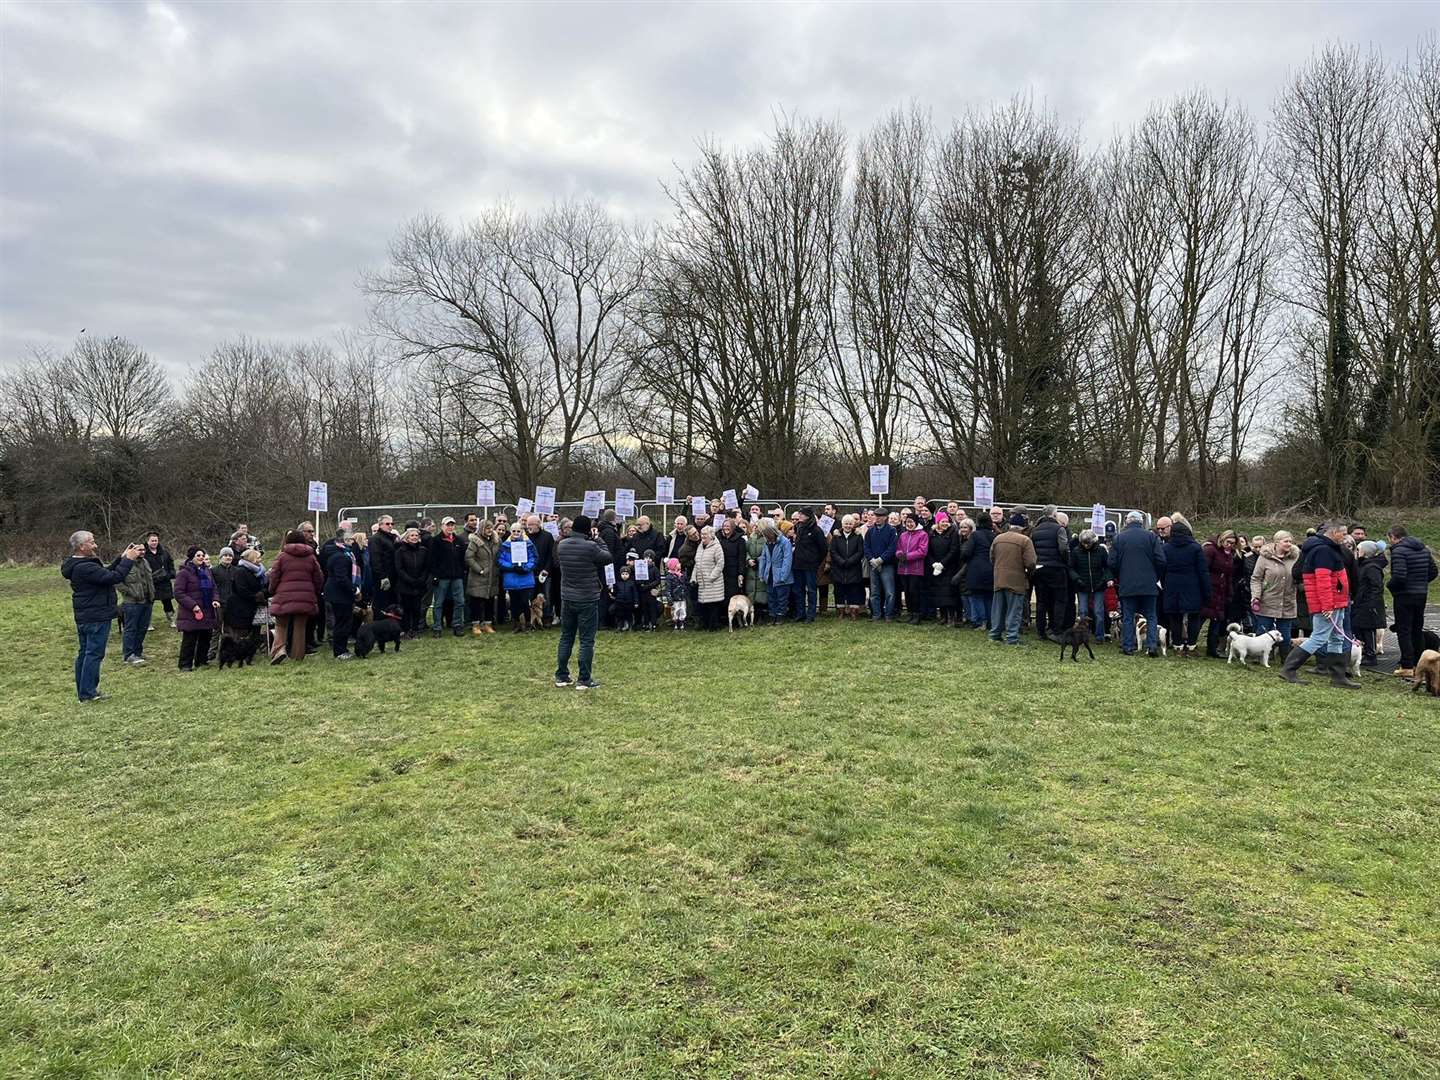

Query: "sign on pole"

xmin=614 ymin=488 xmax=636 ymax=518
xmin=973 ymin=476 xmax=994 ymax=509
xmin=515 ymin=497 xmax=534 ymax=517
xmin=1091 ymin=503 xmax=1107 ymax=532
xmin=742 ymin=484 xmax=759 ymax=503
xmin=475 ymin=480 xmax=496 ymax=508
xmin=534 ymin=486 xmax=556 ymax=516
xmin=582 ymin=490 xmax=605 ymax=518
xmin=307 ymin=481 xmax=328 ymax=512
xmin=869 ymin=464 xmax=890 ymax=496
xmin=655 ymin=477 xmax=675 ymax=505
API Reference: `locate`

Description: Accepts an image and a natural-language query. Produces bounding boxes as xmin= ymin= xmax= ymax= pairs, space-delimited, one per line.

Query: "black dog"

xmin=354 ymin=606 xmax=404 ymax=658
xmin=218 ymin=635 xmax=258 ymax=669
xmin=1386 ymin=624 xmax=1440 ymax=654
xmin=1059 ymin=617 xmax=1096 ymax=662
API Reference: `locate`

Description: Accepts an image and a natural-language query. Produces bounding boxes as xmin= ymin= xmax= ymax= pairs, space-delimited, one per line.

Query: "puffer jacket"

xmin=964 ymin=522 xmax=994 ymax=593
xmin=174 ymin=562 xmax=219 ymax=631
xmin=1069 ymin=541 xmax=1110 ymax=593
xmin=497 ymin=536 xmax=537 ymax=591
xmin=465 ymin=533 xmax=499 ymax=599
xmin=1299 ymin=533 xmax=1348 ymax=613
xmin=828 ymin=530 xmax=865 ymax=586
xmin=791 ymin=519 xmax=828 ymax=573
xmin=1250 ymin=544 xmax=1299 ymax=618
xmin=267 ymin=543 xmax=323 ymax=618
xmin=692 ymin=540 xmax=726 ymax=603
xmin=1031 ymin=517 xmax=1070 ymax=571
xmin=745 ymin=532 xmax=769 ymax=605
xmin=1352 ymin=554 xmax=1387 ymax=631
xmin=1386 ymin=535 xmax=1437 ymax=598
xmin=62 ymin=554 xmax=134 ymax=625
xmin=896 ymin=527 xmax=929 ymax=577
xmin=394 ymin=540 xmax=430 ymax=597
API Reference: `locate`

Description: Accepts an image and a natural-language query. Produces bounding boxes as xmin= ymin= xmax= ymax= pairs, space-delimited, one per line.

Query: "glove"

xmin=931 ymin=562 xmax=943 ymax=576
xmin=869 ymin=557 xmax=881 ymax=569
xmin=538 ymin=571 xmax=549 ymax=583
xmin=380 ymin=577 xmax=391 ymax=591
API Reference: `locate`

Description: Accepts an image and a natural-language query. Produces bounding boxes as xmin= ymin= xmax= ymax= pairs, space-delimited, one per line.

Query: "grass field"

xmin=2 ymin=565 xmax=1438 ymax=1079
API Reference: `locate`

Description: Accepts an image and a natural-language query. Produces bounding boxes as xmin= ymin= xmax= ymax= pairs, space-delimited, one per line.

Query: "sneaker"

xmin=271 ymin=650 xmax=286 ymax=666
xmin=575 ymin=679 xmax=601 ymax=691
xmin=336 ymin=652 xmax=354 ymax=661
xmin=79 ymin=692 xmax=110 ymax=703
xmin=128 ymin=656 xmax=148 ymax=667
xmin=555 ymin=675 xmax=574 ymax=687
xmin=1394 ymin=668 xmax=1414 ymax=678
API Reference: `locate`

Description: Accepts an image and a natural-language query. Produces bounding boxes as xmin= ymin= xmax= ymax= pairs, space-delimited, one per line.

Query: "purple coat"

xmin=174 ymin=561 xmax=218 ymax=631
xmin=896 ymin=527 xmax=930 ymax=577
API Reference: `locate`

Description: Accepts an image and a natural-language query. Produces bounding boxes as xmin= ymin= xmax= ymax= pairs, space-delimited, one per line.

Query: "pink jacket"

xmin=896 ymin=527 xmax=930 ymax=577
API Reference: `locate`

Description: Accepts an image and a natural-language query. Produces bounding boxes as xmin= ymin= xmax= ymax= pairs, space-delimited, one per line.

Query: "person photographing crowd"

xmin=553 ymin=514 xmax=612 ymax=690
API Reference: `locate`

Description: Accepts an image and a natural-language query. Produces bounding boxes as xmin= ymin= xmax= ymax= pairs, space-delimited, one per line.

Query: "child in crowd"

xmin=612 ymin=563 xmax=639 ymax=631
xmin=664 ymin=557 xmax=689 ymax=631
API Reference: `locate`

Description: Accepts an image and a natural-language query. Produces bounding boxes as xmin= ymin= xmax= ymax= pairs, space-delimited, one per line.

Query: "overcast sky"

xmin=1 ymin=1 xmax=1433 ymax=379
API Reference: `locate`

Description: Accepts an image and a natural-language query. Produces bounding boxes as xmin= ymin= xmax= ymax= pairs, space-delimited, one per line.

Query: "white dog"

xmin=1346 ymin=640 xmax=1363 ymax=677
xmin=1132 ymin=614 xmax=1169 ymax=656
xmin=727 ymin=594 xmax=755 ymax=631
xmin=1226 ymin=623 xmax=1282 ymax=667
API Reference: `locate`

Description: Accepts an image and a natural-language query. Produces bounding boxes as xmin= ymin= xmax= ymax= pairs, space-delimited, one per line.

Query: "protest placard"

xmin=509 ymin=540 xmax=527 ymax=564
xmin=869 ymin=464 xmax=889 ymax=495
xmin=656 ymin=477 xmax=675 ymax=504
xmin=306 ymin=481 xmax=328 ymax=512
xmin=534 ymin=486 xmax=556 ymax=516
xmin=614 ymin=488 xmax=635 ymax=517
xmin=582 ymin=490 xmax=605 ymax=517
xmin=722 ymin=488 xmax=738 ymax=510
xmin=973 ymin=476 xmax=994 ymax=509
xmin=475 ymin=480 xmax=496 ymax=507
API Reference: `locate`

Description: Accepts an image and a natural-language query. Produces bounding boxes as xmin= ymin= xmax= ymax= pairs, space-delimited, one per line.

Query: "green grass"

xmin=2 ymin=567 xmax=1438 ymax=1079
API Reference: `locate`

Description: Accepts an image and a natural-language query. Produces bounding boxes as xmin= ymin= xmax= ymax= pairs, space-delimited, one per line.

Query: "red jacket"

xmin=267 ymin=543 xmax=323 ymax=617
xmin=1299 ymin=534 xmax=1348 ymax=614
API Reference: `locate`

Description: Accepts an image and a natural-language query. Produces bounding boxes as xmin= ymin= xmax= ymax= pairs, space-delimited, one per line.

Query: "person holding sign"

xmin=498 ymin=523 xmax=538 ymax=633
xmin=554 ymin=514 xmax=613 ymax=689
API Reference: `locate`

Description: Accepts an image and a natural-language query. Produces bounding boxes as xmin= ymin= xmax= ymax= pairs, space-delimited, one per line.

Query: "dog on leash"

xmin=1412 ymin=650 xmax=1440 ymax=695
xmin=217 ymin=635 xmax=259 ymax=669
xmin=530 ymin=593 xmax=547 ymax=627
xmin=727 ymin=594 xmax=755 ymax=631
xmin=1226 ymin=623 xmax=1282 ymax=667
xmin=1132 ymin=614 xmax=1169 ymax=656
xmin=354 ymin=606 xmax=404 ymax=657
xmin=1058 ymin=617 xmax=1095 ymax=662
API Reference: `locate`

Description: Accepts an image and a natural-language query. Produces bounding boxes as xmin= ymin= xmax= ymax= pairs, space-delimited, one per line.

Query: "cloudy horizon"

xmin=1 ymin=1 xmax=1433 ymax=380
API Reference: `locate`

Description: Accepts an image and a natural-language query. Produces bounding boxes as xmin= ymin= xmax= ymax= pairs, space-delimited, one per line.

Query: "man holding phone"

xmin=61 ymin=530 xmax=142 ymax=702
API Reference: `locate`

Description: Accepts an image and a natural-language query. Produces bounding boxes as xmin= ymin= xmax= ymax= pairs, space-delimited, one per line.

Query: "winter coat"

xmin=173 ymin=561 xmax=218 ymax=631
xmin=371 ymin=529 xmax=399 ymax=584
xmin=745 ymin=532 xmax=769 ymax=605
xmin=631 ymin=527 xmax=663 ymax=565
xmin=718 ymin=528 xmax=748 ymax=592
xmin=393 ymin=540 xmax=430 ymax=597
xmin=665 ymin=531 xmax=689 ymax=564
xmin=1250 ymin=545 xmax=1299 ymax=619
xmin=928 ymin=527 xmax=961 ymax=607
xmin=612 ymin=575 xmax=639 ymax=609
xmin=1108 ymin=522 xmax=1167 ymax=598
xmin=1386 ymin=535 xmax=1438 ymax=598
xmin=664 ymin=572 xmax=689 ymax=604
xmin=1161 ymin=524 xmax=1210 ymax=615
xmin=464 ymin=534 xmax=500 ymax=599
xmin=556 ymin=535 xmax=612 ymax=603
xmin=791 ymin=520 xmax=828 ymax=573
xmin=863 ymin=522 xmax=898 ymax=567
xmin=828 ymin=530 xmax=865 ymax=586
xmin=528 ymin=526 xmax=556 ymax=577
xmin=989 ymin=530 xmax=1037 ymax=594
xmin=1031 ymin=517 xmax=1070 ymax=572
xmin=1200 ymin=542 xmax=1234 ymax=620
xmin=896 ymin=527 xmax=929 ymax=578
xmin=1299 ymin=533 xmax=1348 ymax=613
xmin=1069 ymin=542 xmax=1110 ymax=593
xmin=1233 ymin=552 xmax=1258 ymax=615
xmin=677 ymin=537 xmax=698 ymax=576
xmin=428 ymin=531 xmax=468 ymax=579
xmin=226 ymin=565 xmax=265 ymax=628
xmin=692 ymin=540 xmax=726 ymax=603
xmin=760 ymin=534 xmax=793 ymax=587
xmin=964 ymin=522 xmax=995 ymax=593
xmin=323 ymin=547 xmax=358 ymax=605
xmin=267 ymin=543 xmax=323 ymax=617
xmin=142 ymin=545 xmax=176 ymax=600
xmin=1352 ymin=554 xmax=1387 ymax=631
xmin=210 ymin=563 xmax=237 ymax=608
xmin=116 ymin=555 xmax=155 ymax=605
xmin=498 ymin=536 xmax=538 ymax=592
xmin=62 ymin=554 xmax=134 ymax=625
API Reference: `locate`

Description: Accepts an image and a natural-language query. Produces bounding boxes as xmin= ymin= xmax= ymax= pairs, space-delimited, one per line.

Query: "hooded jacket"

xmin=692 ymin=539 xmax=726 ymax=603
xmin=1250 ymin=543 xmax=1299 ymax=619
xmin=1069 ymin=540 xmax=1110 ymax=593
xmin=1161 ymin=523 xmax=1210 ymax=614
xmin=1300 ymin=533 xmax=1349 ymax=614
xmin=62 ymin=553 xmax=134 ymax=624
xmin=791 ymin=517 xmax=828 ymax=573
xmin=267 ymin=542 xmax=323 ymax=617
xmin=116 ymin=555 xmax=155 ymax=605
xmin=896 ymin=526 xmax=929 ymax=578
xmin=465 ymin=533 xmax=499 ymax=599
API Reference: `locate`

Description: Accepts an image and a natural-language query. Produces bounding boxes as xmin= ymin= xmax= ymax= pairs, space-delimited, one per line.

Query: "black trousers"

xmin=1166 ymin=612 xmax=1203 ymax=648
xmin=1034 ymin=569 xmax=1069 ymax=637
xmin=179 ymin=629 xmax=211 ymax=670
xmin=1393 ymin=595 xmax=1426 ymax=668
xmin=398 ymin=592 xmax=423 ymax=634
xmin=330 ymin=599 xmax=354 ymax=657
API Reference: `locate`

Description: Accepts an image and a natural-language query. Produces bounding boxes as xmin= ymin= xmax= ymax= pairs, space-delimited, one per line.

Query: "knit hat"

xmin=186 ymin=545 xmax=203 ymax=560
xmin=625 ymin=549 xmax=639 ymax=560
xmin=935 ymin=511 xmax=950 ymax=524
xmin=573 ymin=515 xmax=592 ymax=534
xmin=665 ymin=557 xmax=680 ymax=573
xmin=1009 ymin=513 xmax=1028 ymax=527
xmin=219 ymin=546 xmax=234 ymax=559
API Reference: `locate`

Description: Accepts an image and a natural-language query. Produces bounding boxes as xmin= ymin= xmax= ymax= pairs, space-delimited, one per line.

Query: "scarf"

xmin=240 ymin=558 xmax=266 ymax=584
xmin=195 ymin=564 xmax=215 ymax=610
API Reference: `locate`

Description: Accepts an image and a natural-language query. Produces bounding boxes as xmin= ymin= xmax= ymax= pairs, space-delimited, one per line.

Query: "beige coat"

xmin=692 ymin=540 xmax=726 ymax=603
xmin=1250 ymin=544 xmax=1299 ymax=618
xmin=989 ymin=529 xmax=1037 ymax=594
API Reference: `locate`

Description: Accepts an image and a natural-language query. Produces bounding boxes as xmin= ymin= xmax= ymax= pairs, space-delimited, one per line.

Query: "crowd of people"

xmin=61 ymin=496 xmax=1438 ymax=702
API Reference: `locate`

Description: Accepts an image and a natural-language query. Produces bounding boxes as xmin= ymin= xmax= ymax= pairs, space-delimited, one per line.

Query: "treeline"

xmin=3 ymin=41 xmax=1437 ymax=557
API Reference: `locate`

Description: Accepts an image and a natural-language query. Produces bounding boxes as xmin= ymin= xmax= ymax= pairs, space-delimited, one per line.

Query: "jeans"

xmin=965 ymin=592 xmax=992 ymax=627
xmin=1075 ymin=591 xmax=1106 ymax=639
xmin=75 ymin=620 xmax=111 ymax=700
xmin=1299 ymin=607 xmax=1347 ymax=656
xmin=1252 ymin=614 xmax=1293 ymax=644
xmin=989 ymin=589 xmax=1024 ymax=643
xmin=432 ymin=578 xmax=465 ymax=629
xmin=1393 ymin=595 xmax=1426 ymax=668
xmin=1120 ymin=595 xmax=1158 ymax=653
xmin=793 ymin=568 xmax=818 ymax=621
xmin=121 ymin=601 xmax=151 ymax=659
xmin=768 ymin=581 xmax=791 ymax=621
xmin=868 ymin=564 xmax=896 ymax=618
xmin=555 ymin=599 xmax=599 ymax=682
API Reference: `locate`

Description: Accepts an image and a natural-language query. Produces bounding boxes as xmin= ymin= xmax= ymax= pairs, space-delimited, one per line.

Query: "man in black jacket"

xmin=717 ymin=518 xmax=747 ymax=600
xmin=429 ymin=517 xmax=468 ymax=637
xmin=631 ymin=516 xmax=662 ymax=566
xmin=61 ymin=530 xmax=140 ymax=702
xmin=371 ymin=516 xmax=398 ymax=613
xmin=525 ymin=514 xmax=557 ymax=627
xmin=1387 ymin=524 xmax=1439 ymax=677
xmin=791 ymin=507 xmax=828 ymax=624
xmin=1030 ymin=504 xmax=1071 ymax=642
xmin=554 ymin=515 xmax=613 ymax=690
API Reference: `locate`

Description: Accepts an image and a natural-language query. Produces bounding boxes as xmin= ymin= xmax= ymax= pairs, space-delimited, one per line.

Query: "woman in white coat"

xmin=692 ymin=526 xmax=727 ymax=631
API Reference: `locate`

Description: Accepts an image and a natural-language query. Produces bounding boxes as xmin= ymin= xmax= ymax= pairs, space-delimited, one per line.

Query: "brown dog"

xmin=530 ymin=593 xmax=547 ymax=626
xmin=1413 ymin=650 xmax=1440 ymax=696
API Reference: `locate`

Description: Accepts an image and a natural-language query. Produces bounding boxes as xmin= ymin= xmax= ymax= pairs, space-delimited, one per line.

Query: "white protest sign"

xmin=534 ymin=486 xmax=556 ymax=516
xmin=307 ymin=480 xmax=328 ymax=512
xmin=634 ymin=559 xmax=650 ymax=581
xmin=817 ymin=514 xmax=835 ymax=536
xmin=475 ymin=480 xmax=496 ymax=507
xmin=582 ymin=490 xmax=605 ymax=517
xmin=656 ymin=476 xmax=675 ymax=504
xmin=869 ymin=464 xmax=890 ymax=495
xmin=690 ymin=495 xmax=707 ymax=517
xmin=614 ymin=488 xmax=636 ymax=518
xmin=722 ymin=488 xmax=738 ymax=511
xmin=509 ymin=540 xmax=527 ymax=565
xmin=743 ymin=484 xmax=759 ymax=502
xmin=1091 ymin=503 xmax=1107 ymax=531
xmin=515 ymin=497 xmax=534 ymax=517
xmin=603 ymin=563 xmax=616 ymax=586
xmin=973 ymin=476 xmax=995 ymax=509
xmin=542 ymin=521 xmax=560 ymax=539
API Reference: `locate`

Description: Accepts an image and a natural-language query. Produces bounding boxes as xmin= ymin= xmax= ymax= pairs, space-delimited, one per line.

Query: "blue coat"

xmin=61 ymin=554 xmax=134 ymax=624
xmin=1161 ymin=525 xmax=1211 ymax=614
xmin=863 ymin=523 xmax=897 ymax=566
xmin=498 ymin=536 xmax=538 ymax=591
xmin=760 ymin=534 xmax=793 ymax=586
xmin=1108 ymin=522 xmax=1167 ymax=598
